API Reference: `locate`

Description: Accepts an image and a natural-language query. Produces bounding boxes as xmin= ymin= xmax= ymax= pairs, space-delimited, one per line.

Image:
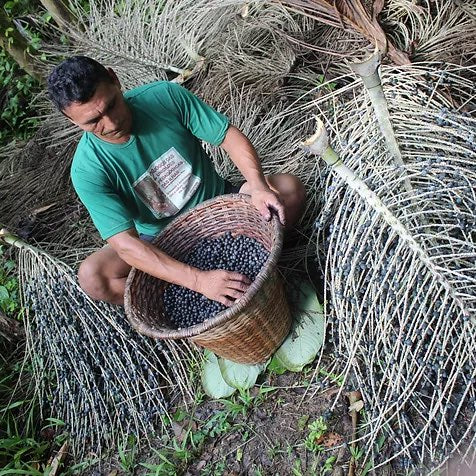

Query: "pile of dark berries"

xmin=163 ymin=232 xmax=269 ymax=328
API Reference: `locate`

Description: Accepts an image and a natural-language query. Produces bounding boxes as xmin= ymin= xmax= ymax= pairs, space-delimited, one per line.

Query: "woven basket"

xmin=124 ymin=194 xmax=291 ymax=364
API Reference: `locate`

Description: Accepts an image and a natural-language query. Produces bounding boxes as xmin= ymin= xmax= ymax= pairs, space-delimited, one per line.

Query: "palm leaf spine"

xmin=302 ymin=119 xmax=473 ymax=325
xmin=349 ymin=48 xmax=414 ymax=196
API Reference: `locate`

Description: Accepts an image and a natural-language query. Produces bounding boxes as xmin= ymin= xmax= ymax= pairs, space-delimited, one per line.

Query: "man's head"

xmin=48 ymin=56 xmax=132 ymax=142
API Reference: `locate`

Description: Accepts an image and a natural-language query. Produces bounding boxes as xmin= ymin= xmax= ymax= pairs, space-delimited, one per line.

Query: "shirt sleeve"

xmin=71 ymin=164 xmax=135 ymax=240
xmin=164 ymin=82 xmax=230 ymax=145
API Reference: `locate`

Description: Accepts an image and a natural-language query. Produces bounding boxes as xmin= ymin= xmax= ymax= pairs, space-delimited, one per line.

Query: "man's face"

xmin=63 ymin=76 xmax=132 ymax=143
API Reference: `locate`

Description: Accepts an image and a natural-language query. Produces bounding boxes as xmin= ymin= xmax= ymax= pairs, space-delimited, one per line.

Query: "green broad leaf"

xmin=4 ymin=260 xmax=15 ymax=271
xmin=217 ymin=358 xmax=267 ymax=390
xmin=273 ymin=281 xmax=325 ymax=372
xmin=0 ymin=285 xmax=9 ymax=301
xmin=267 ymin=355 xmax=287 ymax=375
xmin=201 ymin=350 xmax=236 ymax=399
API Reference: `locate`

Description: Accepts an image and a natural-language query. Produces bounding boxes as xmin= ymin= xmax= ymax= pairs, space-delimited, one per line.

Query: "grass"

xmin=0 ymin=248 xmax=72 ymax=475
xmin=0 ymin=246 xmax=21 ymax=318
xmin=322 ymin=455 xmax=337 ymax=474
xmin=317 ymin=368 xmax=344 ymax=387
xmin=137 ymin=403 xmax=239 ymax=474
xmin=304 ymin=416 xmax=328 ymax=453
xmin=135 ymin=383 xmax=280 ymax=474
xmin=292 ymin=458 xmax=304 ymax=476
xmin=117 ymin=435 xmax=138 ymax=473
xmin=0 ymin=356 xmax=60 ymax=474
xmin=218 ymin=386 xmax=277 ymax=418
xmin=140 ymin=452 xmax=177 ymax=476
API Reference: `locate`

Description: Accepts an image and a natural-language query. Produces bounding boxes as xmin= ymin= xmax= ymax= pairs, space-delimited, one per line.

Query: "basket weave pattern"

xmin=124 ymin=194 xmax=291 ymax=364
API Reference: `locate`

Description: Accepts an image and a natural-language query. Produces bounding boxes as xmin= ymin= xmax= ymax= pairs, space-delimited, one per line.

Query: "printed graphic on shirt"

xmin=133 ymin=147 xmax=200 ymax=218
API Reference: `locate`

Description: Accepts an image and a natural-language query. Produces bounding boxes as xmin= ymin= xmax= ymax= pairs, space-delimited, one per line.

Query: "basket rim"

xmin=124 ymin=193 xmax=283 ymax=339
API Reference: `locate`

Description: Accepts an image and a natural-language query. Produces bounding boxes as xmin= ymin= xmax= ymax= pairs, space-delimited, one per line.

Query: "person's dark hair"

xmin=47 ymin=56 xmax=113 ymax=111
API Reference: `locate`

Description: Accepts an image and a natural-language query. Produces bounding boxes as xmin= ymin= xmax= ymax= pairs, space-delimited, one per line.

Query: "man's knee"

xmin=78 ymin=257 xmax=109 ymax=301
xmin=287 ymin=174 xmax=306 ymax=205
xmin=77 ymin=245 xmax=131 ymax=303
xmin=266 ymin=174 xmax=306 ymax=227
xmin=287 ymin=175 xmax=306 ymax=224
xmin=272 ymin=174 xmax=306 ymax=207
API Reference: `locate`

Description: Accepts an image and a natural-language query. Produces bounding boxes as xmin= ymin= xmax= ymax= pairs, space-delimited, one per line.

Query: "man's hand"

xmin=220 ymin=126 xmax=286 ymax=226
xmin=250 ymin=187 xmax=286 ymax=226
xmin=193 ymin=269 xmax=251 ymax=307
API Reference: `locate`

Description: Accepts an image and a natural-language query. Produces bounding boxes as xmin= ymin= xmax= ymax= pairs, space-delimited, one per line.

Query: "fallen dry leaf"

xmin=48 ymin=441 xmax=69 ymax=476
xmin=348 ymin=399 xmax=364 ymax=413
xmin=32 ymin=203 xmax=57 ymax=215
xmin=315 ymin=432 xmax=345 ymax=448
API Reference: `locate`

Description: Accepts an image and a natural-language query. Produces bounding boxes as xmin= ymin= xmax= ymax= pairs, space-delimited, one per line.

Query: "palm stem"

xmin=302 ymin=118 xmax=474 ymax=325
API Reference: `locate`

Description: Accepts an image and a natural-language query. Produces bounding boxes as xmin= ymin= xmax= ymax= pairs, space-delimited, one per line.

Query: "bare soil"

xmin=136 ymin=371 xmax=357 ymax=476
xmin=187 ymin=381 xmax=352 ymax=475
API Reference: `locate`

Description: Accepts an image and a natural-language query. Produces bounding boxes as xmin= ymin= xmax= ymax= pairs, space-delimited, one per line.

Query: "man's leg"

xmin=78 ymin=245 xmax=132 ymax=305
xmin=239 ymin=173 xmax=306 ymax=227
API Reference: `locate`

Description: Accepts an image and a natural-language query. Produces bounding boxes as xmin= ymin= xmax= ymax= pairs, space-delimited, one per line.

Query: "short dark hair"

xmin=47 ymin=56 xmax=113 ymax=111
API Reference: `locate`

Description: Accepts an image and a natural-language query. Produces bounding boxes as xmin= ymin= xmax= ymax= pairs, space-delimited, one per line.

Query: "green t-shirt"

xmin=71 ymin=81 xmax=229 ymax=240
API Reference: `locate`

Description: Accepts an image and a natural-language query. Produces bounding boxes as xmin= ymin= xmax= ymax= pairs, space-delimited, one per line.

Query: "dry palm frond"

xmin=382 ymin=0 xmax=476 ymax=66
xmin=37 ymin=0 xmax=244 ymax=146
xmin=303 ymin=62 xmax=476 ymax=473
xmin=0 ymin=230 xmax=200 ymax=459
xmin=0 ymin=140 xmax=24 ymax=164
xmin=200 ymin=74 xmax=334 ymax=238
xmin=0 ymin=126 xmax=97 ymax=249
xmin=0 ymin=133 xmax=73 ymax=208
xmin=289 ymin=24 xmax=373 ymax=77
xmin=192 ymin=20 xmax=296 ymax=105
xmin=275 ymin=0 xmax=410 ymax=65
xmin=189 ymin=1 xmax=317 ymax=105
xmin=36 ymin=0 xmax=360 ymax=149
xmin=45 ymin=0 xmax=231 ymax=81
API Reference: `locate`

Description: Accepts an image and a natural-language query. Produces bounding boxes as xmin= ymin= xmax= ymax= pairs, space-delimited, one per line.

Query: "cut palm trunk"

xmin=349 ymin=47 xmax=414 ymax=196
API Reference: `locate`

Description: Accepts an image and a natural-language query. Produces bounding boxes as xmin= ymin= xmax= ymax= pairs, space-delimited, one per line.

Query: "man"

xmin=48 ymin=56 xmax=305 ymax=307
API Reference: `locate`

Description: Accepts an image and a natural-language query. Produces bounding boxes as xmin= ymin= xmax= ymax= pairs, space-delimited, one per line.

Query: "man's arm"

xmin=220 ymin=125 xmax=286 ymax=225
xmin=108 ymin=229 xmax=250 ymax=306
xmin=165 ymin=85 xmax=284 ymax=223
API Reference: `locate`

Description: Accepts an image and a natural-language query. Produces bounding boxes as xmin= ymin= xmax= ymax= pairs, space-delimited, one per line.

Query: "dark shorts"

xmin=139 ymin=233 xmax=157 ymax=242
xmin=139 ymin=180 xmax=245 ymax=242
xmin=223 ymin=179 xmax=245 ymax=194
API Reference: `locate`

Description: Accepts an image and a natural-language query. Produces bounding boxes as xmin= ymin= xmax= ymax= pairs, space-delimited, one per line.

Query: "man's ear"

xmin=107 ymin=68 xmax=121 ymax=88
